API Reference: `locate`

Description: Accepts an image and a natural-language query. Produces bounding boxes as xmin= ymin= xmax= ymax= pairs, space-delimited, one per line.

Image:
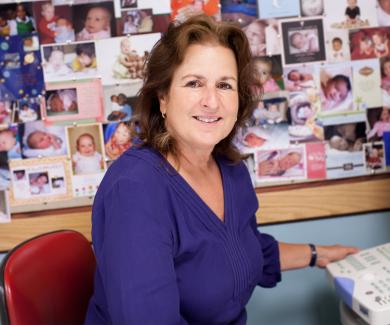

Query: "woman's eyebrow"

xmin=181 ymin=74 xmax=237 ymax=82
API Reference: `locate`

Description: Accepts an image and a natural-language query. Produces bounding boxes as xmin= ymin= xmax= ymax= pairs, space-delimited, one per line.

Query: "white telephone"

xmin=326 ymin=242 xmax=390 ymax=325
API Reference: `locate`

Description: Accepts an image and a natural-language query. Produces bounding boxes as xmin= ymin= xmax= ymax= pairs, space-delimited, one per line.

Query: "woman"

xmin=85 ymin=15 xmax=358 ymax=324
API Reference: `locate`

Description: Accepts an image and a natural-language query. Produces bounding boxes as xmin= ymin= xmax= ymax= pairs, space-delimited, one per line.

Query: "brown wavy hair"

xmin=132 ymin=14 xmax=260 ymax=163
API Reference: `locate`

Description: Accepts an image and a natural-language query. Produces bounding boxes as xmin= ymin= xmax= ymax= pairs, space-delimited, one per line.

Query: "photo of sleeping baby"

xmin=325 ymin=122 xmax=366 ymax=152
xmin=103 ymin=122 xmax=132 ymax=161
xmin=72 ymin=2 xmax=116 ymax=41
xmin=300 ymin=0 xmax=324 ymax=17
xmin=34 ymin=2 xmax=75 ymax=44
xmin=66 ymin=123 xmax=105 ymax=175
xmin=366 ymin=107 xmax=390 ymax=141
xmin=44 ymin=88 xmax=78 ymax=116
xmin=0 ymin=125 xmax=22 ymax=160
xmin=255 ymin=146 xmax=306 ymax=182
xmin=283 ymin=65 xmax=316 ymax=92
xmin=363 ymin=142 xmax=386 ymax=171
xmin=281 ymin=18 xmax=325 ymax=65
xmin=20 ymin=121 xmax=67 ymax=158
xmin=118 ymin=9 xmax=154 ymax=35
xmin=350 ymin=27 xmax=390 ymax=60
xmin=41 ymin=42 xmax=98 ymax=82
xmin=320 ymin=64 xmax=353 ymax=113
xmin=14 ymin=97 xmax=41 ymax=123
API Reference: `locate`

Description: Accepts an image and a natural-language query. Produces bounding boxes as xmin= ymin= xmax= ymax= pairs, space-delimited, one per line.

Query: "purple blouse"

xmin=85 ymin=146 xmax=281 ymax=324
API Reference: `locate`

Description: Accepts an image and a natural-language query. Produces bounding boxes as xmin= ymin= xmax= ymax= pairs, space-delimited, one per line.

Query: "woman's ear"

xmin=158 ymin=92 xmax=168 ymax=115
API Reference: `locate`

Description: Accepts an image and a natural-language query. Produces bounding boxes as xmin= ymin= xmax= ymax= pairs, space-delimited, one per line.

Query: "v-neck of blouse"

xmin=147 ymin=148 xmax=231 ymax=231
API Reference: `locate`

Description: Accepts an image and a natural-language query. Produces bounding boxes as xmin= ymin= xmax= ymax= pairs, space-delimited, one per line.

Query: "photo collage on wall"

xmin=0 ymin=0 xmax=389 ymax=216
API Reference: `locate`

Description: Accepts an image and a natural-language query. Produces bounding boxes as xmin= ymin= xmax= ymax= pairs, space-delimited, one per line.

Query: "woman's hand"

xmin=315 ymin=245 xmax=360 ymax=268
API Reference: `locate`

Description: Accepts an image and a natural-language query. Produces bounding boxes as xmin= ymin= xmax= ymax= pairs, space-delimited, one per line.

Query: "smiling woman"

xmin=85 ymin=15 xmax=359 ymax=325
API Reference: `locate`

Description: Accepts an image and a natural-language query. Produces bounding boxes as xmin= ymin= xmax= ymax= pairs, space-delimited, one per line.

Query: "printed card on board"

xmin=9 ymin=155 xmax=73 ymax=206
xmin=42 ymin=79 xmax=104 ymax=123
xmin=255 ymin=145 xmax=307 ymax=183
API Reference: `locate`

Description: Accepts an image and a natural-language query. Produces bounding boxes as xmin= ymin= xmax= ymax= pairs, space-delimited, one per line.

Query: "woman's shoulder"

xmin=99 ymin=146 xmax=170 ymax=193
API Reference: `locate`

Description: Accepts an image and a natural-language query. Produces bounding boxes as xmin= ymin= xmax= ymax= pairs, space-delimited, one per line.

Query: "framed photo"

xmin=280 ymin=18 xmax=326 ymax=66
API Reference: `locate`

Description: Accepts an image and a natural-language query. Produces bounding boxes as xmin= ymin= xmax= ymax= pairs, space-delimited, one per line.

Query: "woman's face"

xmin=159 ymin=43 xmax=239 ymax=153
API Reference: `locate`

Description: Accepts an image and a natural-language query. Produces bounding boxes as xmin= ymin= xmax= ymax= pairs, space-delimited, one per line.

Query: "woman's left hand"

xmin=316 ymin=245 xmax=360 ymax=268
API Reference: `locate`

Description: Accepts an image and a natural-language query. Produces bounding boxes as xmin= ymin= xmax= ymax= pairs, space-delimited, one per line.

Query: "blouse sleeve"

xmin=98 ymin=178 xmax=188 ymax=324
xmin=251 ymin=217 xmax=282 ymax=288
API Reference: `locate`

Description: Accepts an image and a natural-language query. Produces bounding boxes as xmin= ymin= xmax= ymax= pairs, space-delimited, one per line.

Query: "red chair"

xmin=0 ymin=230 xmax=96 ymax=325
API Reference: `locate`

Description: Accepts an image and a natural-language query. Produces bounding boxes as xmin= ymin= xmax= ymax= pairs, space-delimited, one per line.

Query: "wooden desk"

xmin=1 ymin=176 xmax=389 ymax=252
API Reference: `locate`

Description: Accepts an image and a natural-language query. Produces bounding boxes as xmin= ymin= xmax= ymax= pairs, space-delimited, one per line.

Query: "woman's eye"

xmin=218 ymin=82 xmax=233 ymax=90
xmin=185 ymin=80 xmax=201 ymax=88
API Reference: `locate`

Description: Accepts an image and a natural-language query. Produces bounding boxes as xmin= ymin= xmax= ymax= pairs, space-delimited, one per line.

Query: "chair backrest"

xmin=0 ymin=230 xmax=96 ymax=325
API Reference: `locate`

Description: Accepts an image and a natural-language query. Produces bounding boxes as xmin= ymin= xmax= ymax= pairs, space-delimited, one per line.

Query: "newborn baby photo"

xmin=45 ymin=88 xmax=78 ymax=116
xmin=21 ymin=120 xmax=68 ymax=158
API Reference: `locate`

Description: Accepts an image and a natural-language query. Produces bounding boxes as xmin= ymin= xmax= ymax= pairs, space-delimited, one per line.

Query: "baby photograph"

xmin=66 ymin=123 xmax=106 ymax=176
xmin=118 ymin=8 xmax=154 ymax=35
xmin=366 ymin=107 xmax=390 ymax=142
xmin=288 ymin=92 xmax=324 ymax=143
xmin=252 ymin=95 xmax=289 ymax=126
xmin=377 ymin=0 xmax=390 ymax=26
xmin=0 ymin=2 xmax=36 ymax=37
xmin=20 ymin=120 xmax=68 ymax=158
xmin=103 ymin=89 xmax=135 ymax=122
xmin=255 ymin=146 xmax=307 ymax=183
xmin=103 ymin=122 xmax=132 ymax=161
xmin=363 ymin=142 xmax=386 ymax=171
xmin=0 ymin=189 xmax=10 ymax=223
xmin=352 ymin=59 xmax=382 ymax=110
xmin=96 ymin=33 xmax=160 ymax=86
xmin=220 ymin=0 xmax=258 ymax=27
xmin=14 ymin=97 xmax=41 ymax=124
xmin=33 ymin=1 xmax=74 ymax=44
xmin=120 ymin=0 xmax=138 ymax=9
xmin=41 ymin=42 xmax=98 ymax=82
xmin=72 ymin=1 xmax=117 ymax=41
xmin=0 ymin=125 xmax=22 ymax=160
xmin=45 ymin=88 xmax=78 ymax=117
xmin=324 ymin=0 xmax=378 ymax=31
xmin=257 ymin=0 xmax=300 ymax=19
xmin=319 ymin=63 xmax=353 ymax=114
xmin=280 ymin=18 xmax=325 ymax=65
xmin=243 ymin=19 xmax=281 ymax=57
xmin=252 ymin=55 xmax=284 ymax=97
xmin=300 ymin=0 xmax=324 ymax=17
xmin=324 ymin=120 xmax=367 ymax=178
xmin=283 ymin=65 xmax=317 ymax=92
xmin=325 ymin=30 xmax=351 ymax=63
xmin=350 ymin=27 xmax=390 ymax=60
xmin=28 ymin=171 xmax=51 ymax=195
xmin=235 ymin=123 xmax=290 ymax=154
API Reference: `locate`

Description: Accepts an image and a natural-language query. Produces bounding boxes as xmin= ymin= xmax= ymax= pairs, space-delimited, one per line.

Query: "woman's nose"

xmin=200 ymin=86 xmax=219 ymax=111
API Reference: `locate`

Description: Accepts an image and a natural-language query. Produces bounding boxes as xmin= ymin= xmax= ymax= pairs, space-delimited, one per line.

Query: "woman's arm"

xmin=278 ymin=242 xmax=359 ymax=271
